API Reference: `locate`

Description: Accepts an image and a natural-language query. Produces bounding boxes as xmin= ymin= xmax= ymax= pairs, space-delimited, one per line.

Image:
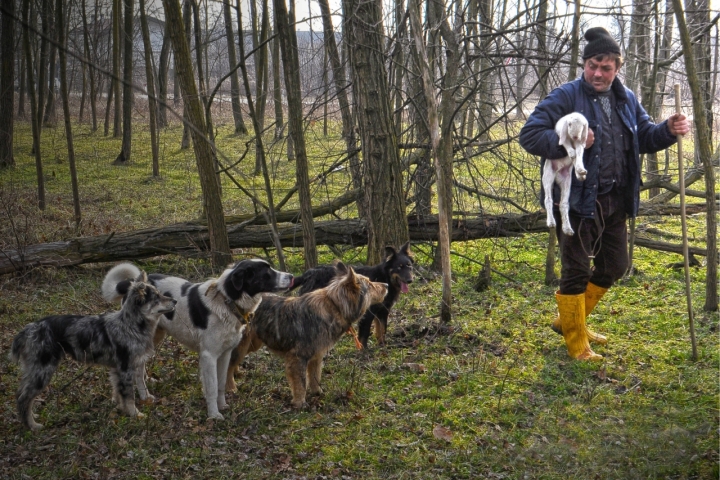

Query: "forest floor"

xmin=0 ymin=120 xmax=717 ymax=479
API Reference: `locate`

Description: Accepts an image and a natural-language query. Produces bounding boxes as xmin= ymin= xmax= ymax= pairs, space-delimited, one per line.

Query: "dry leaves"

xmin=432 ymin=425 xmax=453 ymax=442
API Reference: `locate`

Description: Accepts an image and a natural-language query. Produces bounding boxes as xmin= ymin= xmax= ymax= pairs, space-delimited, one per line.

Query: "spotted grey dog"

xmin=102 ymin=259 xmax=294 ymax=419
xmin=11 ymin=273 xmax=176 ymax=430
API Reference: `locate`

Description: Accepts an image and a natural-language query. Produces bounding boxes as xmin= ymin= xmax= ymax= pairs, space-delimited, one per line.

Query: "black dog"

xmin=290 ymin=242 xmax=414 ymax=347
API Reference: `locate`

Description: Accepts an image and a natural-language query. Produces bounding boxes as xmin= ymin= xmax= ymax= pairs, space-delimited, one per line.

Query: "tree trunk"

xmin=157 ymin=25 xmax=171 ymax=127
xmin=81 ymin=0 xmax=98 ymax=131
xmin=672 ymin=0 xmax=717 ymax=311
xmin=236 ymin=1 xmax=287 ymax=270
xmin=686 ymin=0 xmax=714 ymax=140
xmin=37 ymin=0 xmax=49 ymax=138
xmin=252 ymin=0 xmax=270 ymax=175
xmin=18 ymin=48 xmax=26 ymax=120
xmin=139 ymin=0 xmax=160 ymax=177
xmin=180 ymin=0 xmax=191 ymax=150
xmin=161 ymin=0 xmax=232 ymax=270
xmin=222 ymin=0 xmax=248 ymax=135
xmin=112 ymin=0 xmax=122 ymax=137
xmin=535 ymin=0 xmax=549 ymax=97
xmin=22 ymin=0 xmax=45 ymax=210
xmin=272 ymin=35 xmax=284 ymax=139
xmin=274 ymin=0 xmax=317 ymax=269
xmin=114 ymin=0 xmax=133 ymax=165
xmin=43 ymin=0 xmax=57 ymax=128
xmin=343 ymin=0 xmax=408 ymax=264
xmin=1 ymin=204 xmax=709 ymax=275
xmin=318 ymin=0 xmax=361 ymax=208
xmin=408 ymin=0 xmax=451 ymax=322
xmin=0 ymin=0 xmax=15 ymax=168
xmin=56 ymin=0 xmax=81 ymax=227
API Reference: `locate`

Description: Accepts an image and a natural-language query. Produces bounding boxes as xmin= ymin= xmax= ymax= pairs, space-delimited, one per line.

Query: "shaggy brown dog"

xmin=226 ymin=263 xmax=387 ymax=408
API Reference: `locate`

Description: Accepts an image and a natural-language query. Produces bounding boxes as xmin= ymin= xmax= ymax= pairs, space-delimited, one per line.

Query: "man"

xmin=519 ymin=27 xmax=690 ymax=361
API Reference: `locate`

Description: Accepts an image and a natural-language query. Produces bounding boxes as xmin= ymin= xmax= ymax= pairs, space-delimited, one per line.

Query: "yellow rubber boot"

xmin=551 ymin=283 xmax=609 ymax=344
xmin=556 ymin=292 xmax=603 ymax=361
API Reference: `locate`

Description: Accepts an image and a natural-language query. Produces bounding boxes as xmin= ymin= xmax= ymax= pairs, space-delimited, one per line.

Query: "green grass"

xmin=0 ymin=117 xmax=717 ymax=479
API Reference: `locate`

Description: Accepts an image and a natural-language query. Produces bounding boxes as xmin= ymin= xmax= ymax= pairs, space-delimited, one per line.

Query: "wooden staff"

xmin=674 ymin=84 xmax=697 ymax=360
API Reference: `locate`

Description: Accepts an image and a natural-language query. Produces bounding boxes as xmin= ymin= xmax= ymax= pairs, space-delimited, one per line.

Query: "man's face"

xmin=583 ymin=56 xmax=619 ymax=92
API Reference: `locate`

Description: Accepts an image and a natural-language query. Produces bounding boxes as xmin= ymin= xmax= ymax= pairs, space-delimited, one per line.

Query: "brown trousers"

xmin=556 ymin=188 xmax=629 ymax=295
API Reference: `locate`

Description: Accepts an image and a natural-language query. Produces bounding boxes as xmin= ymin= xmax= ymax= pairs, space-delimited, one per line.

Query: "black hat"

xmin=582 ymin=27 xmax=621 ymax=59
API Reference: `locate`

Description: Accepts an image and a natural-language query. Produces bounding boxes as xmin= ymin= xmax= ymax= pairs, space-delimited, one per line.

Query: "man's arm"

xmin=519 ymin=87 xmax=575 ymax=160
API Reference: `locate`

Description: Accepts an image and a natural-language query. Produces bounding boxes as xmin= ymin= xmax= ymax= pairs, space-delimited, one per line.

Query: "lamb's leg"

xmin=558 ymin=172 xmax=574 ymax=236
xmin=542 ymin=161 xmax=557 ymax=228
xmin=573 ymin=145 xmax=587 ymax=180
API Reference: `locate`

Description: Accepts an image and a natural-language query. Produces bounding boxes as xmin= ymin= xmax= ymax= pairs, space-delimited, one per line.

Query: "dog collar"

xmin=224 ymin=297 xmax=254 ymax=324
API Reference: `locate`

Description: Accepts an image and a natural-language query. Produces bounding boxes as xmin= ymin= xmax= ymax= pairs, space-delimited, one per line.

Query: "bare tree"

xmin=56 ymin=0 xmax=81 ymax=226
xmin=408 ymin=0 xmax=452 ymax=321
xmin=343 ymin=0 xmax=409 ymax=264
xmin=161 ymin=0 xmax=232 ymax=270
xmin=222 ymin=0 xmax=248 ymax=135
xmin=236 ymin=5 xmax=287 ymax=270
xmin=318 ymin=0 xmax=360 ymax=201
xmin=80 ymin=0 xmax=98 ymax=131
xmin=0 ymin=0 xmax=15 ymax=168
xmin=114 ymin=0 xmax=134 ymax=164
xmin=271 ymin=35 xmax=284 ymax=139
xmin=157 ymin=22 xmax=171 ymax=127
xmin=139 ymin=0 xmax=160 ymax=176
xmin=274 ymin=0 xmax=317 ymax=269
xmin=672 ymin=0 xmax=717 ymax=311
xmin=22 ymin=0 xmax=45 ymax=210
xmin=42 ymin=0 xmax=57 ymax=127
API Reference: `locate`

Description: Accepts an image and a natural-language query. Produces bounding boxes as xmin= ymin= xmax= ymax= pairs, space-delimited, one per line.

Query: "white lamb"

xmin=542 ymin=112 xmax=589 ymax=236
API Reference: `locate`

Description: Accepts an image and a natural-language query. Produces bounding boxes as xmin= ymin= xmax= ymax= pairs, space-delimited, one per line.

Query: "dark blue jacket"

xmin=519 ymin=76 xmax=678 ymax=219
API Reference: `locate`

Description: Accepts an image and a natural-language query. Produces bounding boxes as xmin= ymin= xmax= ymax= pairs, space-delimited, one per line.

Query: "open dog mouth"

xmin=400 ymin=282 xmax=409 ymax=293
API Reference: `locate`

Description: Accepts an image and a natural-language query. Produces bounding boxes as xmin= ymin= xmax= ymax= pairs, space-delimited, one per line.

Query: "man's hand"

xmin=667 ymin=113 xmax=690 ymax=136
xmin=585 ymin=128 xmax=595 ymax=149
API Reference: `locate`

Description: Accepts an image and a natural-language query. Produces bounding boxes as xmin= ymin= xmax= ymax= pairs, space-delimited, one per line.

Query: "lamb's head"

xmin=566 ymin=116 xmax=588 ymax=143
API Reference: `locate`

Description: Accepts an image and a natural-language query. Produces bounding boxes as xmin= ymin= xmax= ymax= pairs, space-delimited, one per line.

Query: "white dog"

xmin=102 ymin=260 xmax=293 ymax=419
xmin=542 ymin=112 xmax=589 ymax=236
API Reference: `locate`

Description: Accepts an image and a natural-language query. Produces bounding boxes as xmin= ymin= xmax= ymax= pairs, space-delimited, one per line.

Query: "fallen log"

xmin=0 ymin=203 xmax=709 ymax=275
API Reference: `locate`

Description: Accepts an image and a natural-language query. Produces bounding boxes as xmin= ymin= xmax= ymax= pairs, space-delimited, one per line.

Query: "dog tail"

xmin=10 ymin=327 xmax=30 ymax=364
xmin=102 ymin=262 xmax=142 ymax=303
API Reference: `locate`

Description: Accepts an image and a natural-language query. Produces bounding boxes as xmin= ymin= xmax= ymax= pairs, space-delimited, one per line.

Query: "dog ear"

xmin=135 ymin=270 xmax=148 ymax=283
xmin=132 ymin=284 xmax=149 ymax=305
xmin=399 ymin=241 xmax=411 ymax=256
xmin=230 ymin=264 xmax=251 ymax=291
xmin=384 ymin=246 xmax=397 ymax=260
xmin=581 ymin=121 xmax=589 ymax=142
xmin=344 ymin=265 xmax=358 ymax=284
xmin=335 ymin=261 xmax=348 ymax=275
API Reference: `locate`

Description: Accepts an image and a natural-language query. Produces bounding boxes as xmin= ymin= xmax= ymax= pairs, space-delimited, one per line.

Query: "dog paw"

xmin=208 ymin=412 xmax=225 ymax=420
xmin=562 ymin=226 xmax=575 ymax=236
xmin=576 ymin=168 xmax=587 ymax=181
xmin=547 ymin=219 xmax=556 ymax=228
xmin=135 ymin=411 xmax=146 ymax=419
xmin=137 ymin=395 xmax=155 ymax=406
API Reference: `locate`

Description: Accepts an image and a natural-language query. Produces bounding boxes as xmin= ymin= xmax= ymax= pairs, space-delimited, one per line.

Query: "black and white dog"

xmin=102 ymin=259 xmax=293 ymax=419
xmin=289 ymin=242 xmax=414 ymax=347
xmin=11 ymin=273 xmax=176 ymax=430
